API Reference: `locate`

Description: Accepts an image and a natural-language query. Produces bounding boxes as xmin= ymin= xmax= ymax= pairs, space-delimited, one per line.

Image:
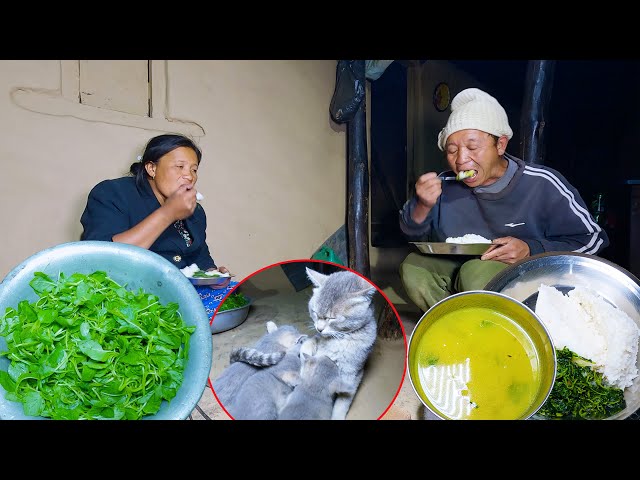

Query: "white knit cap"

xmin=437 ymin=88 xmax=513 ymax=151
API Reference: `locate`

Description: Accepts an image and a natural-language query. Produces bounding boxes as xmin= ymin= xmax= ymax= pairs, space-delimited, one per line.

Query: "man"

xmin=399 ymin=88 xmax=609 ymax=312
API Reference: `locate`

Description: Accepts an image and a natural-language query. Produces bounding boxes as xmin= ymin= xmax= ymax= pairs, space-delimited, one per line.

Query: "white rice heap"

xmin=179 ymin=263 xmax=229 ymax=278
xmin=535 ymin=284 xmax=640 ymax=389
xmin=445 ymin=233 xmax=492 ymax=244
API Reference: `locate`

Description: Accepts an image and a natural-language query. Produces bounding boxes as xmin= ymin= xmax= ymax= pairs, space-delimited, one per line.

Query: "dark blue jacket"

xmin=80 ymin=176 xmax=216 ymax=270
xmin=400 ymin=155 xmax=609 ymax=256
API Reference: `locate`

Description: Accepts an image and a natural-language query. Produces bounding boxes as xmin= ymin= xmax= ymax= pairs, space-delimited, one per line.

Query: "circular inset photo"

xmin=209 ymin=259 xmax=407 ymax=420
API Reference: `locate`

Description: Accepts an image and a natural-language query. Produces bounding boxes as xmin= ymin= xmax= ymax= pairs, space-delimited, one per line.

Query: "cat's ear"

xmin=306 ymin=267 xmax=328 ymax=287
xmin=354 ymin=285 xmax=376 ymax=299
xmin=360 ymin=276 xmax=377 ymax=296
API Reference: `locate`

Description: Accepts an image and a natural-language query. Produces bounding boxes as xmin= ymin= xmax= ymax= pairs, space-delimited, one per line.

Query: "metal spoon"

xmin=439 ymin=170 xmax=476 ymax=181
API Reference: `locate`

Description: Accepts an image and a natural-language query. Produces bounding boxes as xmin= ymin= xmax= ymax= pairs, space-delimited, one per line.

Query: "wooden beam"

xmin=519 ymin=60 xmax=556 ymax=165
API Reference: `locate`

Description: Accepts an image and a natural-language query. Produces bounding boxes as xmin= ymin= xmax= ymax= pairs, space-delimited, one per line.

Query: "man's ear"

xmin=496 ymin=135 xmax=509 ymax=156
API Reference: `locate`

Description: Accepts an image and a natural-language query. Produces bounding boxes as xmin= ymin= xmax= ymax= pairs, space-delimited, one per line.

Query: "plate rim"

xmin=187 ymin=274 xmax=230 ymax=286
xmin=410 ymin=241 xmax=491 ymax=256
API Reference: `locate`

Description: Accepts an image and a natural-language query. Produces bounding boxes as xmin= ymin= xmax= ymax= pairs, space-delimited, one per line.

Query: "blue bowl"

xmin=0 ymin=241 xmax=212 ymax=420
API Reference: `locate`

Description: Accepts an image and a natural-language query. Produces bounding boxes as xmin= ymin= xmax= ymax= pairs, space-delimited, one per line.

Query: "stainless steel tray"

xmin=485 ymin=251 xmax=640 ymax=420
xmin=411 ymin=241 xmax=491 ymax=256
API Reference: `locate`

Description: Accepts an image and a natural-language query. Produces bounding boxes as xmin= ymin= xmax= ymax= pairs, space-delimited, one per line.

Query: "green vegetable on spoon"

xmin=456 ymin=170 xmax=476 ymax=180
xmin=440 ymin=170 xmax=477 ymax=181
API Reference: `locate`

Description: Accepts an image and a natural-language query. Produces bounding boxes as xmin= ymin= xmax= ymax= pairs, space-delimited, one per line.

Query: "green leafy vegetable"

xmin=191 ymin=270 xmax=221 ymax=278
xmin=0 ymin=271 xmax=196 ymax=420
xmin=217 ymin=292 xmax=250 ymax=312
xmin=538 ymin=347 xmax=626 ymax=420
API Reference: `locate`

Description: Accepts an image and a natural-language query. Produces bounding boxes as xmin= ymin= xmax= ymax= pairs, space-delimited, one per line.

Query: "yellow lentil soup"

xmin=408 ymin=291 xmax=555 ymax=420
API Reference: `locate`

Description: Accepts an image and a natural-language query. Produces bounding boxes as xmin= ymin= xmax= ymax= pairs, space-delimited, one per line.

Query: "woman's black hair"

xmin=129 ymin=134 xmax=202 ymax=190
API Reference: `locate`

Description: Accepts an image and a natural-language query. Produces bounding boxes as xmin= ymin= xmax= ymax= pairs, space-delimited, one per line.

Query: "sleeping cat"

xmin=279 ymin=352 xmax=355 ymax=420
xmin=225 ymin=339 xmax=305 ymax=420
xmin=301 ymin=267 xmax=378 ymax=420
xmin=211 ymin=321 xmax=306 ymax=410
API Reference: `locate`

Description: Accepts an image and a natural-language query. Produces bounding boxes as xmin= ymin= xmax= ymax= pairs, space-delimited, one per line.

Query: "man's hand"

xmin=481 ymin=236 xmax=530 ymax=264
xmin=411 ymin=172 xmax=443 ymax=223
xmin=415 ymin=172 xmax=443 ymax=209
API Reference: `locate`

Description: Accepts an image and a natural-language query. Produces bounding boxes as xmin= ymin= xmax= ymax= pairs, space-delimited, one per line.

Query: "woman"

xmin=80 ymin=133 xmax=231 ymax=289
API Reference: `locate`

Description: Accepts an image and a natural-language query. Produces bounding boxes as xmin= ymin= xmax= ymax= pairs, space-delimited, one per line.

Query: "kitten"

xmin=279 ymin=352 xmax=355 ymax=420
xmin=302 ymin=267 xmax=378 ymax=420
xmin=225 ymin=340 xmax=305 ymax=420
xmin=211 ymin=321 xmax=306 ymax=410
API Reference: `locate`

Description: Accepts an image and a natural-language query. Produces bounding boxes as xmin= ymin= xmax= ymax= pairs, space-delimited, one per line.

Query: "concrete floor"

xmin=192 ymin=261 xmax=426 ymax=421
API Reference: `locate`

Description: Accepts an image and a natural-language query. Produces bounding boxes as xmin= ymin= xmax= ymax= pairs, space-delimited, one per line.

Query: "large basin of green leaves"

xmin=0 ymin=241 xmax=212 ymax=420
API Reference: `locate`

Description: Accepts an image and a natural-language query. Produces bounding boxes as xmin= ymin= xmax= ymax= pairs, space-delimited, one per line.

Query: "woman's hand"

xmin=163 ymin=184 xmax=198 ymax=221
xmin=207 ymin=265 xmax=231 ymax=289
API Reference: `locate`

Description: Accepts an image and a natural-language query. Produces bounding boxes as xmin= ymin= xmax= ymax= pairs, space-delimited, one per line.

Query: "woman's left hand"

xmin=209 ymin=277 xmax=231 ymax=290
xmin=207 ymin=265 xmax=231 ymax=289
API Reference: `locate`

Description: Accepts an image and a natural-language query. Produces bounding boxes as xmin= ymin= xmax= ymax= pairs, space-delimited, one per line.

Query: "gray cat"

xmin=212 ymin=321 xmax=306 ymax=410
xmin=301 ymin=267 xmax=378 ymax=420
xmin=225 ymin=340 xmax=305 ymax=420
xmin=279 ymin=352 xmax=355 ymax=420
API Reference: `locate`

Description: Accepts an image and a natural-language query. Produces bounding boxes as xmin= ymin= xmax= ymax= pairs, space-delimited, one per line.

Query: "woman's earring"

xmin=152 ymin=174 xmax=155 ymax=180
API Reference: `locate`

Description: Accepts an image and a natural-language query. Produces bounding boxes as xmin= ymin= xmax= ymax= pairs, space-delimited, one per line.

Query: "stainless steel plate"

xmin=411 ymin=241 xmax=491 ymax=256
xmin=210 ymin=297 xmax=252 ymax=334
xmin=188 ymin=274 xmax=230 ymax=286
xmin=485 ymin=251 xmax=640 ymax=420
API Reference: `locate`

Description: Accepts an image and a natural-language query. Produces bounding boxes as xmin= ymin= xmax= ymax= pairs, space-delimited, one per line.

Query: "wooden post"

xmin=519 ymin=60 xmax=556 ymax=165
xmin=346 ymin=60 xmax=402 ymax=340
xmin=347 ymin=60 xmax=371 ymax=280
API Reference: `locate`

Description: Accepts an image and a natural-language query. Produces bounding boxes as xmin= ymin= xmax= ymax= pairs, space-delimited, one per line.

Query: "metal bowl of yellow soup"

xmin=407 ymin=290 xmax=557 ymax=420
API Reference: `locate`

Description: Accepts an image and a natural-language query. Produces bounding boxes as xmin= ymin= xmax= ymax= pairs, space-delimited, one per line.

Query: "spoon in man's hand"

xmin=439 ymin=170 xmax=476 ymax=181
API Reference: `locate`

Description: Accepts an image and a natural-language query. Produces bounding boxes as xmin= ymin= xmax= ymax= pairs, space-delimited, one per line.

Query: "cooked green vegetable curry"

xmin=191 ymin=270 xmax=222 ymax=278
xmin=537 ymin=347 xmax=626 ymax=419
xmin=0 ymin=271 xmax=195 ymax=420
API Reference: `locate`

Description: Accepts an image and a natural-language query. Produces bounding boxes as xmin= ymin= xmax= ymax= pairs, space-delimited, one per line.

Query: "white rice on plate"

xmin=535 ymin=284 xmax=640 ymax=389
xmin=180 ymin=263 xmax=229 ymax=278
xmin=445 ymin=234 xmax=492 ymax=244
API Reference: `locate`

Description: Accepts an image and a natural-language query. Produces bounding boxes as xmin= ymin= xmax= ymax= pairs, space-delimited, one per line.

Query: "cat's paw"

xmin=300 ymin=338 xmax=316 ymax=356
xmin=266 ymin=320 xmax=278 ymax=333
